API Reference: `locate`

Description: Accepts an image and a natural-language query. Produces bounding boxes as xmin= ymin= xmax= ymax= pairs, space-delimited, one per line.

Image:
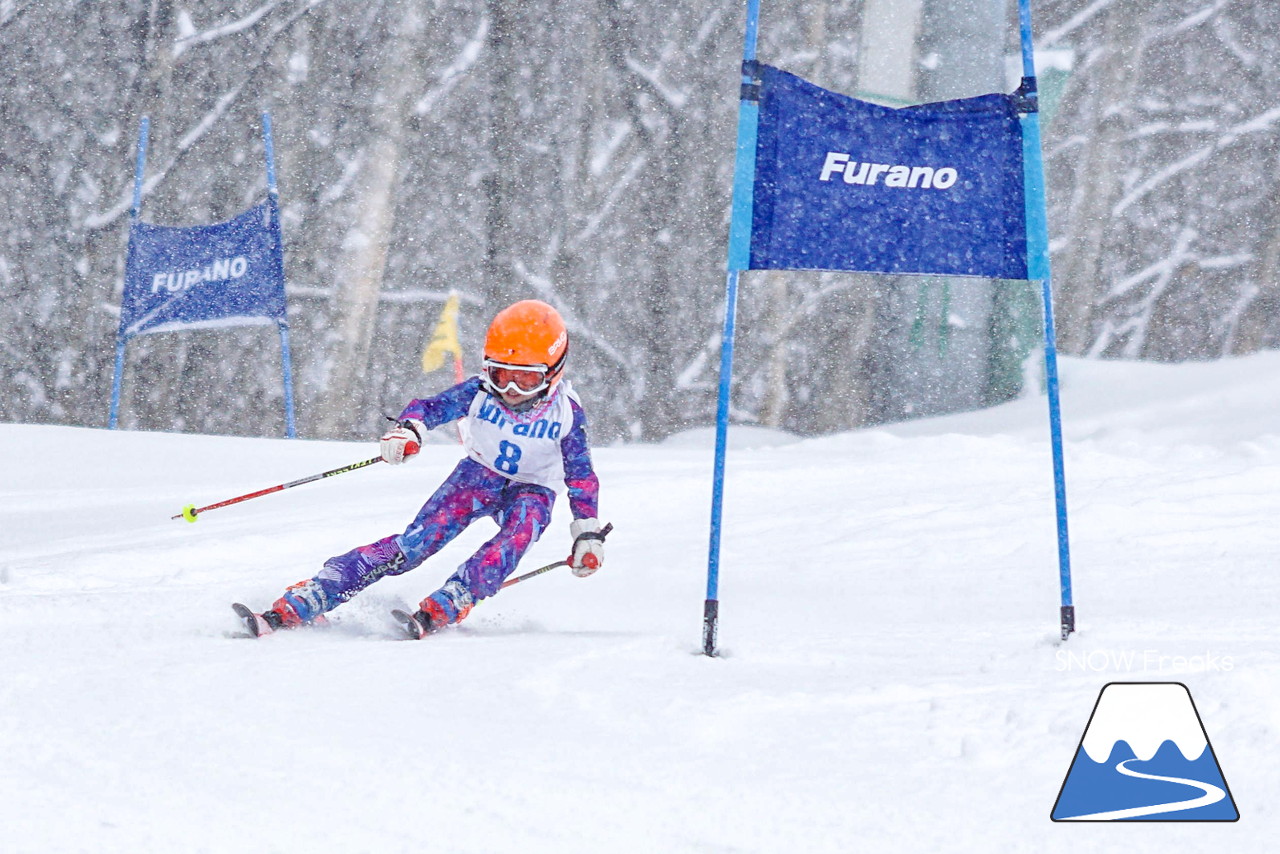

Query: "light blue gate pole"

xmin=108 ymin=116 xmax=149 ymax=430
xmin=704 ymin=0 xmax=762 ymax=657
xmin=1016 ymin=0 xmax=1075 ymax=640
xmin=262 ymin=112 xmax=298 ymax=439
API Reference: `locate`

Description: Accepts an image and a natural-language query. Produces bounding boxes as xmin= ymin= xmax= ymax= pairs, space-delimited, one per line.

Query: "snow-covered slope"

xmin=2 ymin=354 xmax=1277 ymax=852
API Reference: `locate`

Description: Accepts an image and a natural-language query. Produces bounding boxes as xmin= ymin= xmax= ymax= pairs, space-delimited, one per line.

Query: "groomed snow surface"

xmin=2 ymin=354 xmax=1277 ymax=852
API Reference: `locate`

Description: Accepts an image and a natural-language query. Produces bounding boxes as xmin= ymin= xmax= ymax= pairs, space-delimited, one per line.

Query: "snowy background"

xmin=1 ymin=353 xmax=1277 ymax=852
xmin=8 ymin=1 xmax=1280 ymax=443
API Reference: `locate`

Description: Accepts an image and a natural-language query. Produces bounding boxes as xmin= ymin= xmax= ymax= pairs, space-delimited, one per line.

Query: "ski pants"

xmin=301 ymin=457 xmax=555 ymax=616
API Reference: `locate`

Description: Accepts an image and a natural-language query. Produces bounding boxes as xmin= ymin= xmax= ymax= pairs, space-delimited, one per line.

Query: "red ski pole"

xmin=173 ymin=456 xmax=384 ymax=522
xmin=500 ymin=523 xmax=613 ymax=588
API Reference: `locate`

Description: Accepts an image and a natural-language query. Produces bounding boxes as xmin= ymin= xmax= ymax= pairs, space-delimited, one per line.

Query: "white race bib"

xmin=459 ymin=383 xmax=578 ymax=490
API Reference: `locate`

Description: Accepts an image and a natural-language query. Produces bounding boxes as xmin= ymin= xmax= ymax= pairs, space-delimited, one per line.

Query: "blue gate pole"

xmin=263 ymin=112 xmax=279 ymax=195
xmin=263 ymin=112 xmax=297 ymax=438
xmin=278 ymin=324 xmax=298 ymax=438
xmin=109 ymin=116 xmax=149 ymax=430
xmin=704 ymin=0 xmax=762 ymax=657
xmin=1017 ymin=0 xmax=1075 ymax=640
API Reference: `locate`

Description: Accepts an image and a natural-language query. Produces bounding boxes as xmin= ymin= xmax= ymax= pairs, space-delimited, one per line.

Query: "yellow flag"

xmin=421 ymin=293 xmax=462 ymax=374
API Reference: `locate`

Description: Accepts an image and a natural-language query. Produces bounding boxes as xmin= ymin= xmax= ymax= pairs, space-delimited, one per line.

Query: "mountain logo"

xmin=1052 ymin=682 xmax=1239 ymax=822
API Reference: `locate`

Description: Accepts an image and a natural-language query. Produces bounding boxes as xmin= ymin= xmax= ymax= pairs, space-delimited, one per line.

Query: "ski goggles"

xmin=483 ymin=359 xmax=551 ymax=395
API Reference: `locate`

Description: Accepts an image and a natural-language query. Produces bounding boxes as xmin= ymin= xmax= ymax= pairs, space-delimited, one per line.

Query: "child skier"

xmin=233 ymin=299 xmax=605 ymax=639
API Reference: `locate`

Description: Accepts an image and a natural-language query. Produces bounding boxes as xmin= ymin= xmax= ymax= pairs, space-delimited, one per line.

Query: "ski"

xmin=390 ymin=608 xmax=435 ymax=640
xmin=231 ymin=602 xmax=274 ymax=637
xmin=231 ymin=603 xmax=328 ymax=637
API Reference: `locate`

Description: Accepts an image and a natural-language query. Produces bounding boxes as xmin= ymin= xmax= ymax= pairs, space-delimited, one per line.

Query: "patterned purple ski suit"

xmin=279 ymin=377 xmax=599 ymax=625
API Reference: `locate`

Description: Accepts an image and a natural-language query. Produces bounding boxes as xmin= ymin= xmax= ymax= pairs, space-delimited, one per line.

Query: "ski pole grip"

xmin=574 ymin=521 xmax=613 ymax=544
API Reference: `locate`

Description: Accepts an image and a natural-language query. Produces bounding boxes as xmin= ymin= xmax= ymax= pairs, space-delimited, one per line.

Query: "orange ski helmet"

xmin=482 ymin=300 xmax=569 ymax=396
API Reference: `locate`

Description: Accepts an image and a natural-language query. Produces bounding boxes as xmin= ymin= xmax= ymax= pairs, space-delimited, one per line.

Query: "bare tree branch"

xmin=624 ymin=56 xmax=689 ymax=110
xmin=1148 ymin=0 xmax=1235 ymax=44
xmin=1039 ymin=0 xmax=1120 ymax=48
xmin=511 ymin=260 xmax=629 ymax=368
xmin=675 ymin=330 xmax=722 ymax=391
xmin=0 ymin=0 xmax=37 ymax=35
xmin=1126 ymin=119 xmax=1219 ymax=140
xmin=1091 ymin=227 xmax=1249 ymax=357
xmin=772 ymin=276 xmax=874 ymax=344
xmin=566 ymin=151 xmax=648 ymax=253
xmin=413 ymin=16 xmax=488 ymax=115
xmin=1113 ymin=104 xmax=1280 ymax=216
xmin=173 ymin=0 xmax=292 ymax=57
xmin=83 ymin=0 xmax=328 ymax=232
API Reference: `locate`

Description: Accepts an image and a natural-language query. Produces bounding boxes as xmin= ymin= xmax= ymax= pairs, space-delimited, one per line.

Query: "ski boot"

xmin=233 ymin=580 xmax=330 ymax=637
xmin=391 ymin=608 xmax=441 ymax=640
xmin=232 ymin=603 xmax=281 ymax=637
xmin=392 ymin=580 xmax=474 ymax=639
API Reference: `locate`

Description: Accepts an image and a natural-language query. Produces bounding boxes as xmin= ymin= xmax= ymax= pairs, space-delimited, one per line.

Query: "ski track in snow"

xmin=1058 ymin=758 xmax=1226 ymax=821
xmin=1 ymin=354 xmax=1278 ymax=852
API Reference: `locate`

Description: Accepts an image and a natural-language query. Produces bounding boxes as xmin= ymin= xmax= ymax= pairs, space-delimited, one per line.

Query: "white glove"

xmin=569 ymin=517 xmax=605 ymax=577
xmin=379 ymin=419 xmax=425 ymax=464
